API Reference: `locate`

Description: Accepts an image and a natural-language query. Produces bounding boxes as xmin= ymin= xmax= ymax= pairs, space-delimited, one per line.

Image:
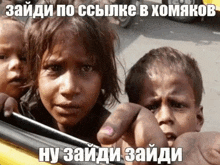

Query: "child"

xmin=22 ymin=14 xmax=120 ymax=145
xmin=0 ymin=16 xmax=27 ymax=102
xmin=125 ymin=46 xmax=204 ymax=147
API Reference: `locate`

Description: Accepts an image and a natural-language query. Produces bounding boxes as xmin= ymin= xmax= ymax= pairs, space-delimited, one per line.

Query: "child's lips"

xmin=55 ymin=103 xmax=82 ymax=115
xmin=9 ymin=77 xmax=25 ymax=86
xmin=165 ymin=132 xmax=177 ymax=146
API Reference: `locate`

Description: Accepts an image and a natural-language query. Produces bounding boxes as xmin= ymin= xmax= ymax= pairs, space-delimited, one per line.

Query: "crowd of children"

xmin=0 ymin=0 xmax=220 ymax=164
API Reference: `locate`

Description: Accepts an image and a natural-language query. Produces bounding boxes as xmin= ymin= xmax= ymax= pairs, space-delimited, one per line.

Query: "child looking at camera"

xmin=18 ymin=14 xmax=167 ymax=154
xmin=21 ymin=14 xmax=121 ymax=145
xmin=0 ymin=16 xmax=27 ymax=101
xmin=125 ymin=46 xmax=204 ymax=147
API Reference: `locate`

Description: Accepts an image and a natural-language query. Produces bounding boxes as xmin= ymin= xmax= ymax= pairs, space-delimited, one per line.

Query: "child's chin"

xmin=8 ymin=91 xmax=23 ymax=100
xmin=168 ymin=140 xmax=175 ymax=147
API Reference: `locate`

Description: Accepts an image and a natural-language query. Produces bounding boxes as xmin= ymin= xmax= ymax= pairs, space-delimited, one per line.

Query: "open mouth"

xmin=166 ymin=134 xmax=176 ymax=141
xmin=165 ymin=133 xmax=177 ymax=146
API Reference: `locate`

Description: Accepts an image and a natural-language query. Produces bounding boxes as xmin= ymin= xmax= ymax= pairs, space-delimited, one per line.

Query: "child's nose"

xmin=156 ymin=105 xmax=174 ymax=126
xmin=59 ymin=71 xmax=81 ymax=97
xmin=8 ymin=55 xmax=21 ymax=71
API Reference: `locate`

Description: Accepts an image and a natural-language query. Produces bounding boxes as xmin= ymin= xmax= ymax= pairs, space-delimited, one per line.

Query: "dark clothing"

xmin=19 ymin=89 xmax=111 ymax=146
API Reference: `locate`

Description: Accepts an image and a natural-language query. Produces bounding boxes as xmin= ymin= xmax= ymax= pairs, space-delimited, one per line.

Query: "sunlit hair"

xmin=125 ymin=46 xmax=203 ymax=106
xmin=26 ymin=14 xmax=120 ymax=106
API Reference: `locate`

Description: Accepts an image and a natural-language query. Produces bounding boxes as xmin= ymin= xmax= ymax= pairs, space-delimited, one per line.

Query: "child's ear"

xmin=196 ymin=105 xmax=204 ymax=132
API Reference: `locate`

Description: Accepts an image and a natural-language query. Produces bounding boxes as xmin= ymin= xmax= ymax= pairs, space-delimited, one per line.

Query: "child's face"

xmin=0 ymin=21 xmax=27 ymax=100
xmin=38 ymin=37 xmax=102 ymax=129
xmin=137 ymin=68 xmax=203 ymax=147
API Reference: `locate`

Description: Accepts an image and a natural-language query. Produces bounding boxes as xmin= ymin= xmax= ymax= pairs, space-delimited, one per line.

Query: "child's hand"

xmin=0 ymin=93 xmax=19 ymax=117
xmin=97 ymin=103 xmax=168 ymax=164
xmin=172 ymin=132 xmax=220 ymax=165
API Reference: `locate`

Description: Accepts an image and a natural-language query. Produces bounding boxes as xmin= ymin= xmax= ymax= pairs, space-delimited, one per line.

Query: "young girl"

xmin=0 ymin=16 xmax=27 ymax=101
xmin=20 ymin=14 xmax=120 ymax=145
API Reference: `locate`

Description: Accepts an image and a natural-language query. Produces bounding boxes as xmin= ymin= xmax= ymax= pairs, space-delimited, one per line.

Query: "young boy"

xmin=124 ymin=47 xmax=220 ymax=164
xmin=124 ymin=46 xmax=220 ymax=164
xmin=125 ymin=46 xmax=204 ymax=147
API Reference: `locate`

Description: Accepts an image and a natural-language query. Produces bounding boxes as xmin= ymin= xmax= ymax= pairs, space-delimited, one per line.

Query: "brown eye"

xmin=81 ymin=65 xmax=93 ymax=72
xmin=19 ymin=56 xmax=27 ymax=62
xmin=146 ymin=104 xmax=160 ymax=113
xmin=44 ymin=64 xmax=63 ymax=74
xmin=0 ymin=54 xmax=6 ymax=60
xmin=170 ymin=101 xmax=185 ymax=108
xmin=49 ymin=65 xmax=63 ymax=72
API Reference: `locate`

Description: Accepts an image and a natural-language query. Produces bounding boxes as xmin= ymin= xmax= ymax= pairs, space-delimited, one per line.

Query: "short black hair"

xmin=125 ymin=46 xmax=203 ymax=106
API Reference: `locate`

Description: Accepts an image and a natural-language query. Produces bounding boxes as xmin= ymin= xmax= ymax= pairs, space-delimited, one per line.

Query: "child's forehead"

xmin=49 ymin=28 xmax=95 ymax=57
xmin=139 ymin=77 xmax=194 ymax=108
xmin=147 ymin=66 xmax=182 ymax=79
xmin=143 ymin=69 xmax=194 ymax=95
xmin=50 ymin=31 xmax=86 ymax=54
xmin=146 ymin=64 xmax=189 ymax=83
xmin=43 ymin=40 xmax=95 ymax=63
xmin=51 ymin=27 xmax=81 ymax=46
xmin=146 ymin=60 xmax=183 ymax=76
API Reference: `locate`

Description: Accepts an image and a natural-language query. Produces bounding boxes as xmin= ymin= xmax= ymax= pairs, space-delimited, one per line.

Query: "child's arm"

xmin=172 ymin=132 xmax=220 ymax=165
xmin=0 ymin=93 xmax=19 ymax=117
xmin=97 ymin=103 xmax=168 ymax=164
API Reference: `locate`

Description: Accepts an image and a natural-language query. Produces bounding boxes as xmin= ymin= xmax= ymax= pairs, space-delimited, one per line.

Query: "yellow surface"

xmin=203 ymin=0 xmax=212 ymax=4
xmin=203 ymin=0 xmax=220 ymax=11
xmin=0 ymin=139 xmax=61 ymax=165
